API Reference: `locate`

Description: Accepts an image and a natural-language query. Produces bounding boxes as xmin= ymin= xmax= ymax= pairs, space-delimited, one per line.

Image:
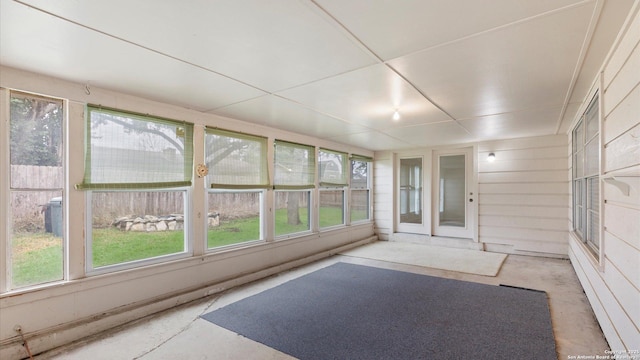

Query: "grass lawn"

xmin=92 ymin=228 xmax=184 ymax=267
xmin=12 ymin=207 xmax=358 ymax=287
xmin=11 ymin=232 xmax=63 ymax=288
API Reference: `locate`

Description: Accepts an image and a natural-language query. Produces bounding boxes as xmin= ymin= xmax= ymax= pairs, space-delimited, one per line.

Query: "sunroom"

xmin=1 ymin=1 xmax=638 ymax=359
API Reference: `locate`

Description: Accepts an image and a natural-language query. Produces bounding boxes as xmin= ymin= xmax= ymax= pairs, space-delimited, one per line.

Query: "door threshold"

xmin=390 ymin=233 xmax=483 ymax=251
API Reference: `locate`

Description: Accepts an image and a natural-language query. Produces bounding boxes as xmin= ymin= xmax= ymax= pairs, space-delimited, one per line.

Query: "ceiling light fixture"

xmin=487 ymin=153 xmax=496 ymax=162
xmin=392 ymin=110 xmax=400 ymax=121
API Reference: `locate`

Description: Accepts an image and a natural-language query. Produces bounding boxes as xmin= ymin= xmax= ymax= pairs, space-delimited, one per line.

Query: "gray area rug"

xmin=201 ymin=262 xmax=556 ymax=359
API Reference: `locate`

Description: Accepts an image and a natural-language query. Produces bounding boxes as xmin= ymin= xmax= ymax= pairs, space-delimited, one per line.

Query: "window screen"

xmin=319 ymin=149 xmax=347 ymax=187
xmin=205 ymin=128 xmax=269 ymax=189
xmin=274 ymin=140 xmax=315 ymax=189
xmin=76 ymin=106 xmax=193 ymax=190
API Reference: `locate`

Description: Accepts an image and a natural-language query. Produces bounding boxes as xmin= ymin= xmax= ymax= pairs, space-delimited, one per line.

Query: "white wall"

xmin=478 ymin=135 xmax=570 ymax=256
xmin=374 ymin=136 xmax=569 ymax=258
xmin=569 ymin=5 xmax=640 ymax=352
xmin=373 ymin=150 xmax=394 ymax=240
xmin=0 ymin=66 xmax=376 ymax=360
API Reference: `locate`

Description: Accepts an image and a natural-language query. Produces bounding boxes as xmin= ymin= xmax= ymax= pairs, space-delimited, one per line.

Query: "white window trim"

xmin=205 ymin=188 xmax=266 ymax=252
xmin=273 ymin=189 xmax=314 ymax=240
xmin=319 ymin=187 xmax=347 ymax=230
xmin=349 ymin=158 xmax=372 ymax=225
xmin=569 ymin=80 xmax=604 ymax=270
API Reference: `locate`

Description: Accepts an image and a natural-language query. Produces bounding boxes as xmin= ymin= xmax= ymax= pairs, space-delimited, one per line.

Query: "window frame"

xmin=85 ymin=187 xmax=192 ymax=276
xmin=5 ymin=90 xmax=67 ymax=291
xmin=273 ymin=140 xmax=316 ymax=238
xmin=204 ymin=128 xmax=269 ymax=250
xmin=274 ymin=189 xmax=313 ymax=238
xmin=571 ymin=91 xmax=601 ymax=258
xmin=206 ymin=188 xmax=265 ymax=250
xmin=79 ymin=106 xmax=195 ymax=275
xmin=318 ymin=149 xmax=348 ymax=229
xmin=349 ymin=155 xmax=372 ymax=224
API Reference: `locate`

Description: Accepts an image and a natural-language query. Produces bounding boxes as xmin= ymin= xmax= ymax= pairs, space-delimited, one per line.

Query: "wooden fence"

xmin=10 ymin=165 xmax=62 ymax=231
xmin=10 ymin=166 xmax=355 ymax=229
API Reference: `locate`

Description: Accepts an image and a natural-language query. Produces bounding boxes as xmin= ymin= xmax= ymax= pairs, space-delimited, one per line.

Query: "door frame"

xmin=431 ymin=146 xmax=478 ymax=240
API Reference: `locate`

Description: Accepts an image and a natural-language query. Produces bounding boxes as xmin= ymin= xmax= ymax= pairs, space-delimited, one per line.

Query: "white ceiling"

xmin=0 ymin=0 xmax=634 ymax=151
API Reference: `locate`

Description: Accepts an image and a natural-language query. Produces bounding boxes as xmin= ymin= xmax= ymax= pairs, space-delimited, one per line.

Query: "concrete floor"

xmin=35 ymin=248 xmax=608 ymax=360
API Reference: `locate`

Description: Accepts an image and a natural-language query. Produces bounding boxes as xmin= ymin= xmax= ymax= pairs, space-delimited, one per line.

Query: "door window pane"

xmin=439 ymin=155 xmax=465 ymax=227
xmin=400 ymin=158 xmax=422 ymax=224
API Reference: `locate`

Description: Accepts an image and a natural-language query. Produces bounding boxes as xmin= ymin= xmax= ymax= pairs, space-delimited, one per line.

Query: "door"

xmin=432 ymin=148 xmax=474 ymax=239
xmin=397 ymin=157 xmax=427 ymax=233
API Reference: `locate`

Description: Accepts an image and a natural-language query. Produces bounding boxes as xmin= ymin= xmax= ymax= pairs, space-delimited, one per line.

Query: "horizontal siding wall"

xmin=478 ymin=135 xmax=570 ymax=256
xmin=373 ymin=151 xmax=394 ymax=240
xmin=570 ymin=6 xmax=640 ymax=353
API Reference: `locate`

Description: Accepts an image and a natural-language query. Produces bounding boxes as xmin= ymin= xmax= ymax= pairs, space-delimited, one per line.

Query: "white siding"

xmin=373 ymin=151 xmax=394 ymax=240
xmin=478 ymin=135 xmax=570 ymax=256
xmin=570 ymin=6 xmax=640 ymax=353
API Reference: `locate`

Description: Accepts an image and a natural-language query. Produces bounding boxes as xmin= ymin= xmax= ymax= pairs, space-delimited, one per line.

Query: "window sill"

xmin=569 ymin=231 xmax=604 ymax=272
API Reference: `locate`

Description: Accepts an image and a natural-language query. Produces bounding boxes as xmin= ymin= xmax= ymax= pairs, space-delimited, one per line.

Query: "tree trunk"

xmin=287 ymin=192 xmax=301 ymax=225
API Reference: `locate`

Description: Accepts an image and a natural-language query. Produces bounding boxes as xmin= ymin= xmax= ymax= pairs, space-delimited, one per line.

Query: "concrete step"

xmin=389 ymin=233 xmax=483 ymax=251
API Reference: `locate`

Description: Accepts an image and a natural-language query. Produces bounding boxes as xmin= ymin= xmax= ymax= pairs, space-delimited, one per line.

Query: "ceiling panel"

xmin=17 ymin=0 xmax=377 ymax=93
xmin=388 ymin=2 xmax=595 ymax=121
xmin=383 ymin=121 xmax=475 ymax=147
xmin=316 ymin=0 xmax=586 ymax=60
xmin=328 ymin=130 xmax=414 ymax=151
xmin=458 ymin=107 xmax=565 ymax=140
xmin=1 ymin=0 xmax=634 ymax=151
xmin=278 ymin=64 xmax=451 ymax=129
xmin=0 ymin=0 xmax=266 ymax=111
xmin=213 ymin=95 xmax=372 ymax=139
xmin=559 ymin=0 xmax=636 ymax=132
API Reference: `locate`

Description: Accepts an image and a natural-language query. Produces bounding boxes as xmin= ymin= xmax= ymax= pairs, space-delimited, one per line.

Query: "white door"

xmin=432 ymin=148 xmax=475 ymax=239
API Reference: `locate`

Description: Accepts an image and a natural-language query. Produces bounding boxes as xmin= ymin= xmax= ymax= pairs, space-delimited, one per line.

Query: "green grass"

xmin=319 ymin=206 xmax=344 ymax=228
xmin=11 ymin=207 xmax=356 ymax=287
xmin=208 ymin=216 xmax=260 ymax=248
xmin=350 ymin=209 xmax=368 ymax=223
xmin=11 ymin=232 xmax=63 ymax=288
xmin=92 ymin=228 xmax=184 ymax=267
xmin=274 ymin=207 xmax=310 ymax=236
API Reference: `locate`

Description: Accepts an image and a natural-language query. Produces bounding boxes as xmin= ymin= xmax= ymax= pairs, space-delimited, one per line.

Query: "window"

xmin=77 ymin=106 xmax=193 ymax=272
xmin=7 ymin=92 xmax=64 ymax=289
xmin=350 ymin=155 xmax=372 ymax=223
xmin=400 ymin=157 xmax=423 ymax=224
xmin=274 ymin=141 xmax=315 ymax=237
xmin=205 ymin=128 xmax=269 ymax=248
xmin=319 ymin=149 xmax=347 ymax=228
xmin=572 ymin=93 xmax=600 ymax=254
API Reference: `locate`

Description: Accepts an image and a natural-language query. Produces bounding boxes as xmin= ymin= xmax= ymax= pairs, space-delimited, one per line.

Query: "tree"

xmin=10 ymin=95 xmax=63 ymax=166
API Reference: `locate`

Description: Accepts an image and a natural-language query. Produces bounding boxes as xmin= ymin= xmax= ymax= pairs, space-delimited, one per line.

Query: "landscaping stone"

xmin=112 ymin=212 xmax=219 ymax=232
